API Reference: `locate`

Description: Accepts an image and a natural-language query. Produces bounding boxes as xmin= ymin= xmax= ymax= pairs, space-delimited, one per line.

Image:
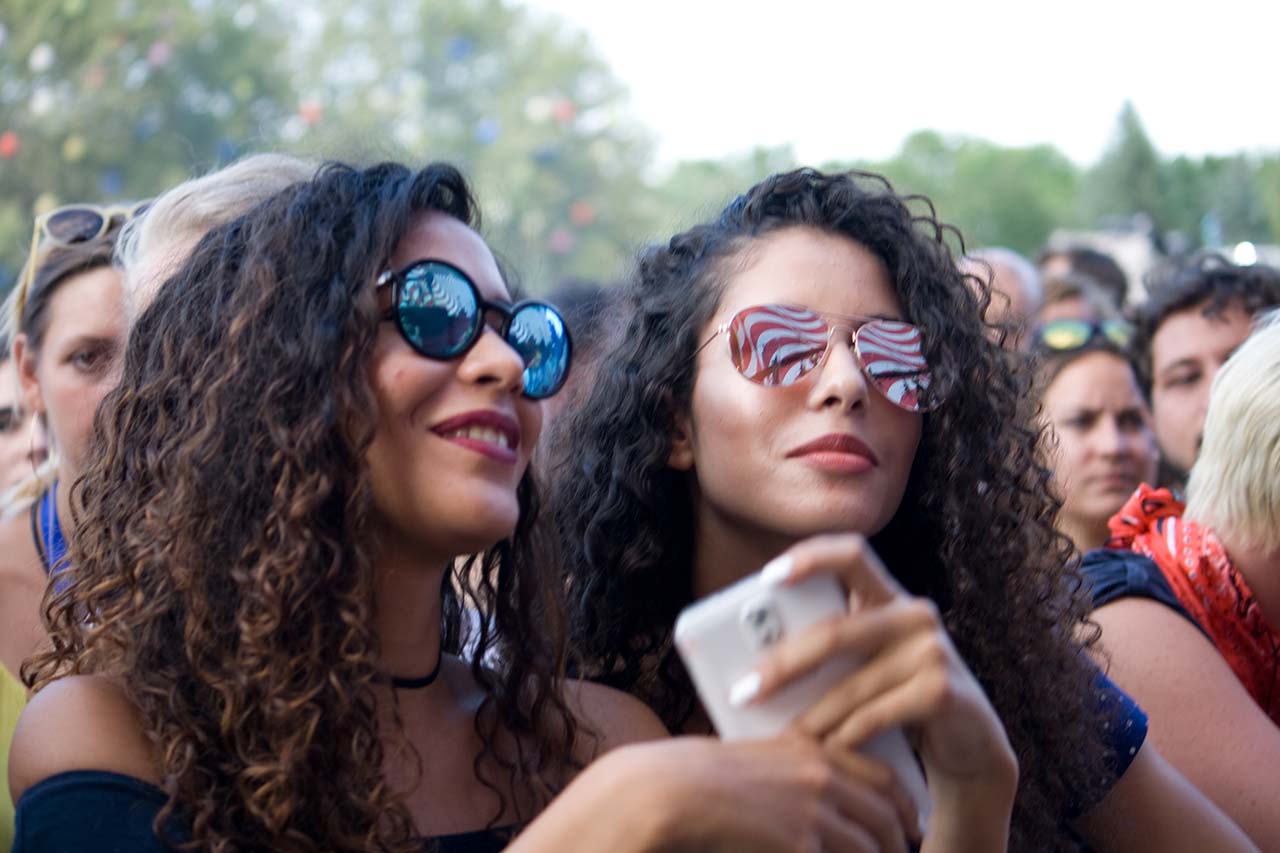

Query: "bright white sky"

xmin=522 ymin=0 xmax=1278 ymax=169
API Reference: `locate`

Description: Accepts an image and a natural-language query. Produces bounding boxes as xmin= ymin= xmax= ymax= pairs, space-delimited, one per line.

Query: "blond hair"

xmin=116 ymin=153 xmax=317 ymax=318
xmin=1185 ymin=308 xmax=1280 ymax=553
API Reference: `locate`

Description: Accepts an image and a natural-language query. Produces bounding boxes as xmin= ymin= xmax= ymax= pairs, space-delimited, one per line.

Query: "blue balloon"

xmin=447 ymin=36 xmax=473 ymax=62
xmin=98 ymin=169 xmax=125 ymax=196
xmin=474 ymin=118 xmax=500 ymax=146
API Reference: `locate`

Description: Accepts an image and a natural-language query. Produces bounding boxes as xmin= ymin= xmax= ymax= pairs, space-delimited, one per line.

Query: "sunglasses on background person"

xmin=695 ymin=303 xmax=938 ymax=413
xmin=12 ymin=201 xmax=151 ymax=328
xmin=1033 ymin=318 xmax=1134 ymax=353
xmin=376 ymin=259 xmax=573 ymax=400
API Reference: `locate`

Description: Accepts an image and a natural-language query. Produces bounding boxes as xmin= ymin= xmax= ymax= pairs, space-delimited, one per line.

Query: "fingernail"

xmin=760 ymin=555 xmax=793 ymax=586
xmin=728 ymin=671 xmax=762 ymax=707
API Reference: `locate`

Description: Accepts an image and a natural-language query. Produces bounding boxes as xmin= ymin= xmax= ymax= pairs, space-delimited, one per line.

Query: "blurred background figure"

xmin=115 ymin=153 xmax=316 ymax=318
xmin=1035 ymin=321 xmax=1159 ymax=553
xmin=1082 ymin=309 xmax=1280 ymax=849
xmin=1038 ymin=244 xmax=1129 ymax=312
xmin=0 ymin=335 xmax=45 ymax=497
xmin=961 ymin=247 xmax=1043 ymax=348
xmin=0 ymin=211 xmax=129 ymax=853
xmin=1037 ymin=271 xmax=1123 ymax=325
xmin=1133 ymin=253 xmax=1280 ymax=490
xmin=541 ymin=278 xmax=615 ymax=423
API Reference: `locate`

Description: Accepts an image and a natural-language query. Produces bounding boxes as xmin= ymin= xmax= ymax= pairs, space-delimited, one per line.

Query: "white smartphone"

xmin=674 ymin=569 xmax=932 ymax=827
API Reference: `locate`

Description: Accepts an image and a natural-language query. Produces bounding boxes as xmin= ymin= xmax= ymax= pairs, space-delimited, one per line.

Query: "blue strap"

xmin=40 ymin=483 xmax=69 ymax=585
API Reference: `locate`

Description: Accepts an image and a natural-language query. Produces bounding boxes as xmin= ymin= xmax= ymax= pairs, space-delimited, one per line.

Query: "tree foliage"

xmin=2 ymin=4 xmax=1279 ymax=291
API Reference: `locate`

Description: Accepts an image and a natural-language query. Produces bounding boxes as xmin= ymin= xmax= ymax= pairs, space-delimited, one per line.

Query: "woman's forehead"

xmin=718 ymin=228 xmax=902 ymax=320
xmin=390 ymin=212 xmax=508 ymax=302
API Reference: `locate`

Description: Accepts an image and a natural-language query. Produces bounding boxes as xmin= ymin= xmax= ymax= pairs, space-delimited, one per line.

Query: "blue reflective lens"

xmin=396 ymin=263 xmax=480 ymax=357
xmin=508 ymin=303 xmax=571 ymax=399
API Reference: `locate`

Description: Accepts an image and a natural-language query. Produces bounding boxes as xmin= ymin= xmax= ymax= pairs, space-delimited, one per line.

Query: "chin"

xmin=447 ymin=504 xmax=522 ymax=553
xmin=783 ymin=504 xmax=891 ymax=539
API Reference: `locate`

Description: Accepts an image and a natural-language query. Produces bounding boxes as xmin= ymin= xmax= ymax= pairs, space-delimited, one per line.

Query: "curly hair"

xmin=548 ymin=168 xmax=1108 ymax=851
xmin=1133 ymin=251 xmax=1280 ymax=395
xmin=25 ymin=162 xmax=582 ymax=851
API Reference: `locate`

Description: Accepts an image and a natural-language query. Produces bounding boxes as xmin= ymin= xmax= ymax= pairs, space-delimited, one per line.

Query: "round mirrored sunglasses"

xmin=376 ymin=259 xmax=573 ymax=400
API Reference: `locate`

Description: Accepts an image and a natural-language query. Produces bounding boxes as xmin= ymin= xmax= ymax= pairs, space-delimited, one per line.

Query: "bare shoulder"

xmin=563 ymin=679 xmax=669 ymax=754
xmin=8 ymin=674 xmax=160 ymax=800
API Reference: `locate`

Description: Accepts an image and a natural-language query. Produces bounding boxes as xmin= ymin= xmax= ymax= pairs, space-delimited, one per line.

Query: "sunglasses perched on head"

xmin=13 ymin=201 xmax=151 ymax=330
xmin=1034 ymin=318 xmax=1133 ymax=353
xmin=375 ymin=259 xmax=572 ymax=400
xmin=695 ymin=303 xmax=938 ymax=413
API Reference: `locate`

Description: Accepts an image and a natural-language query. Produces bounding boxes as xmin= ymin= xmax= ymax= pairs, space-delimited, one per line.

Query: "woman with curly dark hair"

xmin=8 ymin=162 xmax=923 ymax=853
xmin=547 ymin=168 xmax=1254 ymax=852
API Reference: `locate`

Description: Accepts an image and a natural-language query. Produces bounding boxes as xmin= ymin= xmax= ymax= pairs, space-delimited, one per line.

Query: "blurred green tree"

xmin=824 ymin=131 xmax=1081 ymax=256
xmin=0 ymin=0 xmax=295 ymax=282
xmin=284 ymin=0 xmax=655 ymax=291
xmin=646 ymin=145 xmax=796 ymax=238
xmin=1081 ymin=101 xmax=1167 ymax=228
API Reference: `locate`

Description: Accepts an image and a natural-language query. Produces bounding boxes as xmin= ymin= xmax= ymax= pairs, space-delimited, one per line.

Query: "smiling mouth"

xmin=431 ymin=411 xmax=521 ymax=464
xmin=439 ymin=424 xmax=513 ymax=450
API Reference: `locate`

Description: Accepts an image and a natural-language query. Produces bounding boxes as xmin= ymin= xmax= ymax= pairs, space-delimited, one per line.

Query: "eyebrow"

xmin=60 ymin=334 xmax=118 ymax=349
xmin=1157 ymin=357 xmax=1202 ymax=378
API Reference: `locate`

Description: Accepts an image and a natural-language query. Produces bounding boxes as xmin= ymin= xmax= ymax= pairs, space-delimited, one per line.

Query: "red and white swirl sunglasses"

xmin=695 ymin=303 xmax=938 ymax=412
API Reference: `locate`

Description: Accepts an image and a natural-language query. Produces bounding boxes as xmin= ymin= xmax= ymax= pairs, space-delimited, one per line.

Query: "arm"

xmin=1090 ymin=598 xmax=1280 ymax=849
xmin=510 ymin=734 xmax=915 ymax=853
xmin=1073 ymin=740 xmax=1256 ymax=852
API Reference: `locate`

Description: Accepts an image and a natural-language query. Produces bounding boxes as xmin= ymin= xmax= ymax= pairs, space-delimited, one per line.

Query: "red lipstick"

xmin=430 ymin=410 xmax=521 ymax=464
xmin=786 ymin=433 xmax=879 ymax=474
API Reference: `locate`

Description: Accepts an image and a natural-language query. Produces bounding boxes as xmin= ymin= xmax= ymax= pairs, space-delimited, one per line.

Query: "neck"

xmin=1220 ymin=536 xmax=1280 ymax=630
xmin=54 ymin=468 xmax=74 ymax=530
xmin=371 ymin=522 xmax=450 ymax=683
xmin=691 ymin=502 xmax=796 ymax=598
xmin=1059 ymin=514 xmax=1109 ymax=555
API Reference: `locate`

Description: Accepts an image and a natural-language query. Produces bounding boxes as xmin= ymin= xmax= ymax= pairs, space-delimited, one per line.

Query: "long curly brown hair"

xmin=25 ymin=162 xmax=582 ymax=851
xmin=548 ymin=168 xmax=1107 ymax=851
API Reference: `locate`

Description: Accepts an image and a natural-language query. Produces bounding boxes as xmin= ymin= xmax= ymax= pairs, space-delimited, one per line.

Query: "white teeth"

xmin=445 ymin=425 xmax=511 ymax=449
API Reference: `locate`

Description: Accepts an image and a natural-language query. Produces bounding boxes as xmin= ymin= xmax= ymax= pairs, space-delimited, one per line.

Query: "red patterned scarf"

xmin=1107 ymin=484 xmax=1280 ymax=724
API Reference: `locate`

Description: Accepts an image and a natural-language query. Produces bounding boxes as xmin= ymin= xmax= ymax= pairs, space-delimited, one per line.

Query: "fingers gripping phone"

xmin=675 ymin=570 xmax=932 ymax=826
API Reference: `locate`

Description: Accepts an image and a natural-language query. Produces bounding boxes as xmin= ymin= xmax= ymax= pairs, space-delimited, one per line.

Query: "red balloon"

xmin=0 ymin=131 xmax=19 ymax=159
xmin=298 ymin=100 xmax=323 ymax=127
xmin=569 ymin=200 xmax=596 ymax=226
xmin=552 ymin=98 xmax=577 ymax=126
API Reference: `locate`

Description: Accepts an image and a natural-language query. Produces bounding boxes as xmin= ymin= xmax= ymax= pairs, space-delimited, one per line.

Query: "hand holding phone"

xmin=675 ymin=565 xmax=933 ymax=833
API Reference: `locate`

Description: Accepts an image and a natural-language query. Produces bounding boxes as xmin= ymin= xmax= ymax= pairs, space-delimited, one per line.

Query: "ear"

xmin=12 ymin=333 xmax=45 ymax=416
xmin=667 ymin=408 xmax=695 ymax=471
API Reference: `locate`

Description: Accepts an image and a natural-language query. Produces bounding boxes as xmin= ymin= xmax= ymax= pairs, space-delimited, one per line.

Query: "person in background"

xmin=541 ymin=279 xmax=615 ymax=424
xmin=0 ymin=335 xmax=44 ymax=498
xmin=960 ymin=247 xmax=1042 ymax=348
xmin=1081 ymin=309 xmax=1280 ymax=850
xmin=1036 ymin=272 xmax=1122 ymax=326
xmin=549 ymin=167 xmax=1255 ymax=852
xmin=1132 ymin=253 xmax=1280 ymax=491
xmin=1038 ymin=245 xmax=1128 ymax=311
xmin=115 ymin=152 xmax=317 ymax=318
xmin=0 ymin=209 xmax=131 ymax=853
xmin=4 ymin=156 xmax=314 ymax=851
xmin=1033 ymin=322 xmax=1159 ymax=553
